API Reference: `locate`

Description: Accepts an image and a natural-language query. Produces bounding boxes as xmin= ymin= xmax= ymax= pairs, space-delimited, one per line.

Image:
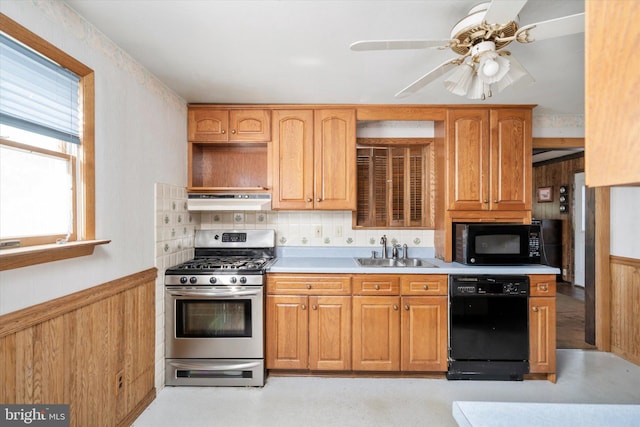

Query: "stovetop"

xmin=166 ymin=256 xmax=273 ymax=275
xmin=165 ymin=229 xmax=276 ymax=286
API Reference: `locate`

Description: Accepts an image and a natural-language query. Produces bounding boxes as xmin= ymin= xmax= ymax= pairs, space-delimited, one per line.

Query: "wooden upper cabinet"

xmin=448 ymin=109 xmax=490 ymax=211
xmin=272 ymin=108 xmax=356 ymax=210
xmin=188 ymin=108 xmax=271 ymax=142
xmin=447 ymin=108 xmax=531 ymax=212
xmin=314 ymin=109 xmax=357 ymax=210
xmin=271 ymin=110 xmax=315 ymax=209
xmin=490 ymin=108 xmax=532 ymax=211
xmin=585 ymin=1 xmax=640 ymax=186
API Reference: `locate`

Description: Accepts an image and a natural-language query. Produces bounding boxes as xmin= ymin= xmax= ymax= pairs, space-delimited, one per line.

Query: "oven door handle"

xmin=167 ymin=289 xmax=261 ymax=298
xmin=169 ymin=361 xmax=262 ymax=371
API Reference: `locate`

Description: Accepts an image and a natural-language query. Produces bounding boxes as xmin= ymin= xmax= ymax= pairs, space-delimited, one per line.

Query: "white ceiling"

xmin=64 ymin=0 xmax=585 ymax=117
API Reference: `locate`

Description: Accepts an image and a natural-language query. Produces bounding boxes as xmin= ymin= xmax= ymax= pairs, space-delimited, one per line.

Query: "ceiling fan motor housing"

xmin=450 ymin=2 xmax=518 ymax=55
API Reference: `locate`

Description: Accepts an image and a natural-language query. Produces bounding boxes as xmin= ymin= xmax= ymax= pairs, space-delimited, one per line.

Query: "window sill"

xmin=0 ymin=239 xmax=111 ymax=271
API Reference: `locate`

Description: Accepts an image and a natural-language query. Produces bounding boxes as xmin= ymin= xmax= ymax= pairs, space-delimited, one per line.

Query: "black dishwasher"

xmin=447 ymin=275 xmax=529 ymax=381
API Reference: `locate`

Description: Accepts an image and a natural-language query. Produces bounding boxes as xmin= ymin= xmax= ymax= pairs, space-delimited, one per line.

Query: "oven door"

xmin=165 ymin=286 xmax=263 ymax=359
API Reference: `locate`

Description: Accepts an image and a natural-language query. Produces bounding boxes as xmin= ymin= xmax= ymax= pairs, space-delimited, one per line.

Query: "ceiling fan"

xmin=350 ymin=0 xmax=584 ymax=99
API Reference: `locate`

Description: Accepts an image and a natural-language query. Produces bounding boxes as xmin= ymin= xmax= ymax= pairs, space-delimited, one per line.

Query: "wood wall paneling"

xmin=610 ymin=256 xmax=640 ymax=364
xmin=0 ymin=268 xmax=156 ymax=427
xmin=532 ymin=155 xmax=584 ymax=283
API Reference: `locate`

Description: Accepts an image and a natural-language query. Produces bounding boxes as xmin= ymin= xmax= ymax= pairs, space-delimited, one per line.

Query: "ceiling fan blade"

xmin=394 ymin=59 xmax=459 ymax=98
xmin=483 ymin=0 xmax=528 ymax=24
xmin=350 ymin=39 xmax=451 ymax=51
xmin=516 ymin=12 xmax=585 ymax=42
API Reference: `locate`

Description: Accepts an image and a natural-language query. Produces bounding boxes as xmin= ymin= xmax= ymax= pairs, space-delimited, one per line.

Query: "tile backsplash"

xmin=199 ymin=210 xmax=435 ymax=249
xmin=153 ymin=183 xmax=196 ymax=391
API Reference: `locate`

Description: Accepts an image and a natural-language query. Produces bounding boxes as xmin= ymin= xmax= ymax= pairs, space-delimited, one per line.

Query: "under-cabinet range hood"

xmin=187 ymin=193 xmax=272 ymax=211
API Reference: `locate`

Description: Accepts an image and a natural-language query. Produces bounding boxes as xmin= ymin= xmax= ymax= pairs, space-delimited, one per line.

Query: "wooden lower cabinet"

xmin=528 ymin=274 xmax=557 ymax=381
xmin=529 ymin=297 xmax=557 ymax=374
xmin=351 ymin=274 xmax=449 ymax=372
xmin=352 ymin=296 xmax=401 ymax=371
xmin=266 ymin=273 xmax=553 ymax=379
xmin=266 ymin=295 xmax=351 ymax=370
xmin=401 ymin=296 xmax=448 ymax=371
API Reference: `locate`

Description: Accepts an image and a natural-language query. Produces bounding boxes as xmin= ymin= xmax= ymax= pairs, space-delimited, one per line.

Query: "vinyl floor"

xmin=133 ymin=350 xmax=640 ymax=427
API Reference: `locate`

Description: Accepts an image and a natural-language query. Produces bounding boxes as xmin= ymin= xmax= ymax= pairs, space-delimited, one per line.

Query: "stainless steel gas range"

xmin=164 ymin=229 xmax=275 ymax=387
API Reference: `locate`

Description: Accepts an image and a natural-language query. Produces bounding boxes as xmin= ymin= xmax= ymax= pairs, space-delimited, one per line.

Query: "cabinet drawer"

xmin=529 ymin=275 xmax=556 ymax=297
xmin=267 ymin=274 xmax=351 ymax=295
xmin=400 ymin=275 xmax=448 ymax=296
xmin=352 ymin=275 xmax=400 ymax=295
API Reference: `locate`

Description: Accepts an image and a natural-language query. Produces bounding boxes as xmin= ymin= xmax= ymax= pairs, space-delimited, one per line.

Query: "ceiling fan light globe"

xmin=483 ymin=59 xmax=500 ymax=76
xmin=467 ymin=74 xmax=490 ymax=100
xmin=478 ymin=54 xmax=510 ymax=84
xmin=443 ymin=62 xmax=475 ymax=96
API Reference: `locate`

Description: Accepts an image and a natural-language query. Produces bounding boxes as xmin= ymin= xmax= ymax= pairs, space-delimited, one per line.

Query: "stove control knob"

xmin=189 ymin=277 xmax=198 ymax=284
xmin=180 ymin=276 xmax=188 ymax=284
xmin=230 ymin=277 xmax=237 ymax=284
xmin=209 ymin=277 xmax=217 ymax=284
xmin=239 ymin=277 xmax=247 ymax=284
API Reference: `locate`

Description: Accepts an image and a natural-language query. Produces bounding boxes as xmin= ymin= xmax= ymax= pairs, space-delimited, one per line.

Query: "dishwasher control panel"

xmin=450 ymin=275 xmax=529 ymax=296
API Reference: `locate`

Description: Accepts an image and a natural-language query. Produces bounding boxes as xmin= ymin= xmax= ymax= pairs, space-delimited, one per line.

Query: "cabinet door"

xmin=401 ymin=296 xmax=448 ymax=372
xmin=490 ymin=109 xmax=532 ymax=211
xmin=529 ymin=296 xmax=556 ymax=374
xmin=271 ymin=110 xmax=314 ymax=209
xmin=229 ymin=109 xmax=271 ymax=141
xmin=266 ymin=295 xmax=309 ymax=370
xmin=314 ymin=109 xmax=357 ymax=210
xmin=447 ymin=109 xmax=490 ymax=210
xmin=308 ymin=296 xmax=351 ymax=371
xmin=188 ymin=109 xmax=229 ymax=142
xmin=352 ymin=296 xmax=400 ymax=371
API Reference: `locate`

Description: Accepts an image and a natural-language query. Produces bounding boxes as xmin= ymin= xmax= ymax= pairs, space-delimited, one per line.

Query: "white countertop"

xmin=267 ymin=247 xmax=560 ymax=275
xmin=452 ymin=401 xmax=640 ymax=427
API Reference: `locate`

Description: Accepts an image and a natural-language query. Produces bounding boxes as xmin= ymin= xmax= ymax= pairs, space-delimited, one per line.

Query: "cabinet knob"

xmin=307 ymin=284 xmax=312 ymax=289
xmin=494 ymin=199 xmax=499 ymax=203
xmin=539 ymin=284 xmax=548 ymax=291
xmin=393 ymin=305 xmax=399 ymax=311
xmin=231 ymin=129 xmax=236 ymax=134
xmin=404 ymin=305 xmax=410 ymax=311
xmin=374 ymin=284 xmax=380 ymax=290
xmin=221 ymin=129 xmax=226 ymax=134
xmin=423 ymin=285 xmax=429 ymax=290
xmin=484 ymin=199 xmax=489 ymax=203
xmin=317 ymin=198 xmax=322 ymax=202
xmin=301 ymin=304 xmax=307 ymax=310
xmin=312 ymin=305 xmax=317 ymax=310
xmin=532 ymin=306 xmax=539 ymax=312
xmin=306 ymin=198 xmax=313 ymax=202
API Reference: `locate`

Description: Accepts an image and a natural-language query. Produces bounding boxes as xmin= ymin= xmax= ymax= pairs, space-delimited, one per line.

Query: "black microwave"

xmin=454 ymin=223 xmax=541 ymax=265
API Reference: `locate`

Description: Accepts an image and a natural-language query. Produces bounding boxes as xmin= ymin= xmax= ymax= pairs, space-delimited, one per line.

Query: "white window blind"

xmin=0 ymin=33 xmax=80 ymax=144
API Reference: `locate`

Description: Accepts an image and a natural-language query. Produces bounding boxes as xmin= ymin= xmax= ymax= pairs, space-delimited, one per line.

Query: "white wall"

xmin=0 ymin=0 xmax=187 ymax=314
xmin=610 ymin=187 xmax=640 ymax=259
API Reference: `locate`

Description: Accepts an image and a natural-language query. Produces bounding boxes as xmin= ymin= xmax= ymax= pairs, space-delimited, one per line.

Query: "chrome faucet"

xmin=392 ymin=244 xmax=400 ymax=259
xmin=402 ymin=243 xmax=408 ymax=259
xmin=380 ymin=235 xmax=388 ymax=259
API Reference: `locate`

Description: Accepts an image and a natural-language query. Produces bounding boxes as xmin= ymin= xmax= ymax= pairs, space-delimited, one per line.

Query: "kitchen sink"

xmin=355 ymin=257 xmax=438 ymax=268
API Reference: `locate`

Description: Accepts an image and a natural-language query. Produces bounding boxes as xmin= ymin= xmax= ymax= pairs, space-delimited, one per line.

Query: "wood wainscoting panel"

xmin=610 ymin=256 xmax=640 ymax=365
xmin=0 ymin=268 xmax=156 ymax=427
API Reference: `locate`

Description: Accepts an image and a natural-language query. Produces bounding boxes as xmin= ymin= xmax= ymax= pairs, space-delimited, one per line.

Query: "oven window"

xmin=475 ymin=234 xmax=520 ymax=254
xmin=176 ymin=299 xmax=252 ymax=338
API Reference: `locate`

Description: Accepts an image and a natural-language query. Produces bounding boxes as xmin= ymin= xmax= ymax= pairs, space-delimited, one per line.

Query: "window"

xmin=356 ymin=138 xmax=434 ymax=228
xmin=0 ymin=13 xmax=97 ymax=266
